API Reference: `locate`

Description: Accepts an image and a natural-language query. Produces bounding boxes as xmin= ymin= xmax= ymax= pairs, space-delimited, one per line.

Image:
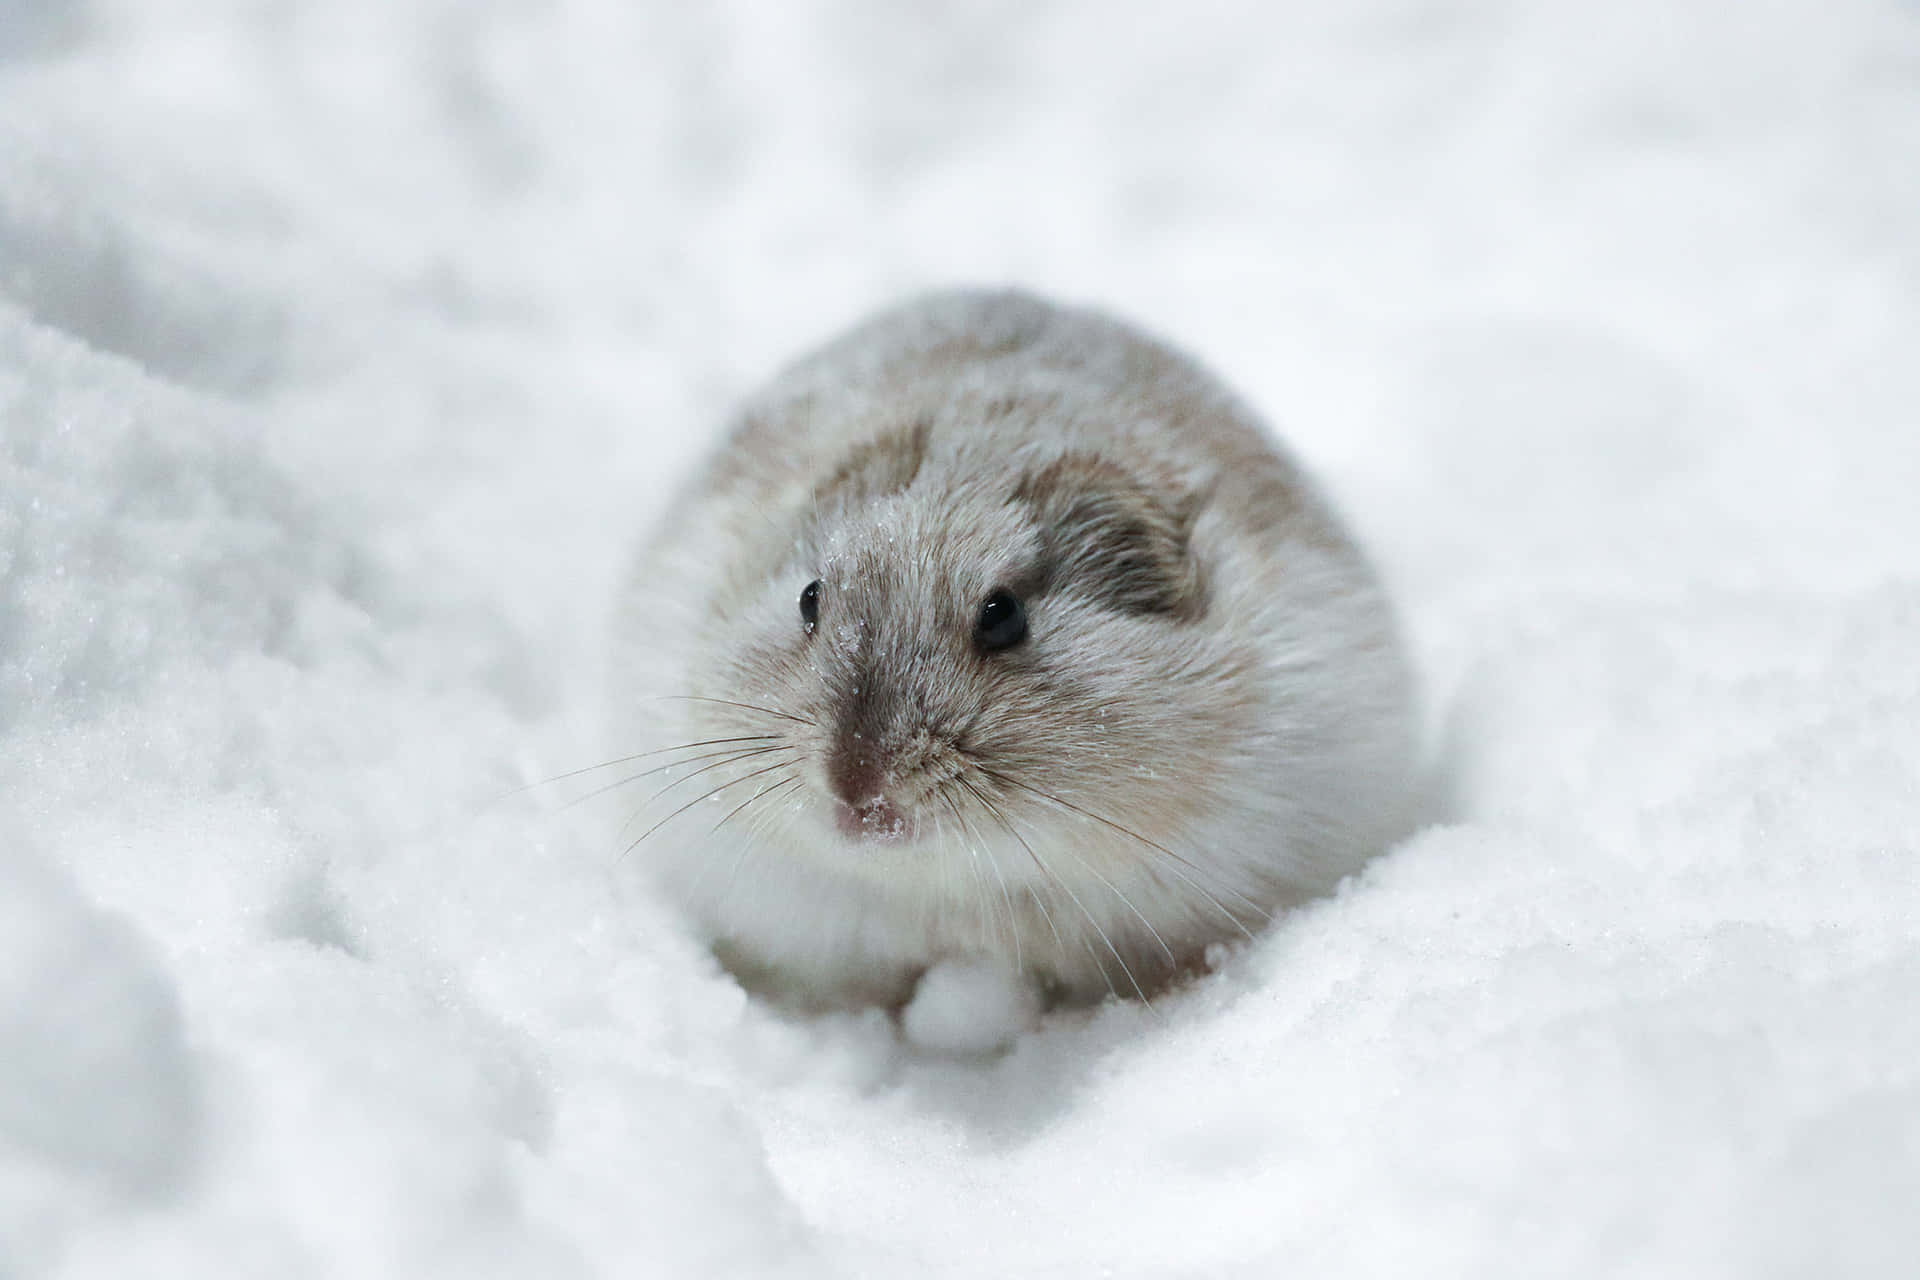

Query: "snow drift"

xmin=3 ymin=1 xmax=1917 ymax=1276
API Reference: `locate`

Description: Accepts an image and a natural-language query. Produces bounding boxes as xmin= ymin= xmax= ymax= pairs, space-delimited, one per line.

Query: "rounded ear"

xmin=812 ymin=416 xmax=933 ymax=508
xmin=1013 ymin=454 xmax=1205 ymax=618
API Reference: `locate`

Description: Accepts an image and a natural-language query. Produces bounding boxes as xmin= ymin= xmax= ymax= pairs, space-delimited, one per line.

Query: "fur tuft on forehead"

xmin=1012 ymin=452 xmax=1205 ymax=619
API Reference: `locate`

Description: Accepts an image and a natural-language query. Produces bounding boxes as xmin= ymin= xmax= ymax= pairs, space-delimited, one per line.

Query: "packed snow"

xmin=4 ymin=1 xmax=1919 ymax=1276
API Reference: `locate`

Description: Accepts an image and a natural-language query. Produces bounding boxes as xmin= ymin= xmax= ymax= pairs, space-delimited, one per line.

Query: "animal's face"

xmin=687 ymin=428 xmax=1259 ymax=889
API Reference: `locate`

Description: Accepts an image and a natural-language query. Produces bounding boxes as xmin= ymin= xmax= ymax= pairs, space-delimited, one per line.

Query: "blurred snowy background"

xmin=3 ymin=0 xmax=1919 ymax=1275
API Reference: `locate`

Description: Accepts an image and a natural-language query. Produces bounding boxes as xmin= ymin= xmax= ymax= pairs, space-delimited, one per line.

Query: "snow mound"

xmin=3 ymin=1 xmax=1918 ymax=1276
xmin=0 ymin=841 xmax=200 ymax=1273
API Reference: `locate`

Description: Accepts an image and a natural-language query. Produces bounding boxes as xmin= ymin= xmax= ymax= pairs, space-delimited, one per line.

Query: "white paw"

xmin=900 ymin=957 xmax=1040 ymax=1056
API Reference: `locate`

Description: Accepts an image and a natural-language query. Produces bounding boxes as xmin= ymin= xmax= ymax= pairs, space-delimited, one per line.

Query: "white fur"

xmin=901 ymin=957 xmax=1040 ymax=1056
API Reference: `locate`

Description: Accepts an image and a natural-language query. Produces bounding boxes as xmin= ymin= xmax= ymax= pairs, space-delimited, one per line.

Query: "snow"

xmin=3 ymin=0 xmax=1918 ymax=1275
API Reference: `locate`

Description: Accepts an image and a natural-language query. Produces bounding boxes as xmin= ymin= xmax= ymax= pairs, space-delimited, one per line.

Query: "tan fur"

xmin=611 ymin=290 xmax=1417 ymax=1009
xmin=814 ymin=415 xmax=933 ymax=509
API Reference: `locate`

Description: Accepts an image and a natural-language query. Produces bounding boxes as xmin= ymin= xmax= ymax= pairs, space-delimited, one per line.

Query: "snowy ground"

xmin=4 ymin=1 xmax=1920 ymax=1275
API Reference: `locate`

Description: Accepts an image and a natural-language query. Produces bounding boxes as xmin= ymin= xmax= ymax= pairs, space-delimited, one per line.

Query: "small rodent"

xmin=611 ymin=289 xmax=1416 ymax=1023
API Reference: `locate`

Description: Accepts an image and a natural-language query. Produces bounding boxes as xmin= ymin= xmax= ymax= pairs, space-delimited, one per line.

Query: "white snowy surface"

xmin=4 ymin=0 xmax=1919 ymax=1275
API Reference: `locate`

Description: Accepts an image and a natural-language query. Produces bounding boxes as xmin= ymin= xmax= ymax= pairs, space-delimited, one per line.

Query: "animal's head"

xmin=684 ymin=417 xmax=1259 ymax=890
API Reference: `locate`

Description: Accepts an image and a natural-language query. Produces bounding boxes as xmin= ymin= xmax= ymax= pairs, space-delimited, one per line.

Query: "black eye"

xmin=974 ymin=589 xmax=1027 ymax=652
xmin=799 ymin=580 xmax=820 ymax=632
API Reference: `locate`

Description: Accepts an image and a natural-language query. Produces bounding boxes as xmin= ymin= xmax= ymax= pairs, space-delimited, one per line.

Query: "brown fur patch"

xmin=1013 ymin=453 xmax=1204 ymax=618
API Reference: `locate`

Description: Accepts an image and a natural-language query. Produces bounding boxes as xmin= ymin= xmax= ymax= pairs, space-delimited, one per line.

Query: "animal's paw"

xmin=900 ymin=956 xmax=1039 ymax=1056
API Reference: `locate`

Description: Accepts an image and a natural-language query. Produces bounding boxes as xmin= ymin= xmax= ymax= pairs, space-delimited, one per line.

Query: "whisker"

xmin=1080 ymin=936 xmax=1119 ymax=1003
xmin=649 ymin=695 xmax=816 ymax=727
xmin=715 ymin=823 xmax=766 ymax=916
xmin=962 ymin=776 xmax=1141 ymax=1005
xmin=1046 ymin=840 xmax=1179 ymax=972
xmin=686 ymin=772 xmax=802 ymax=905
xmin=622 ymin=745 xmax=795 ymax=824
xmin=969 ymin=800 xmax=1024 ymax=974
xmin=940 ymin=788 xmax=1019 ymax=970
xmin=616 ymin=746 xmax=796 ymax=845
xmin=484 ymin=736 xmax=782 ymax=806
xmin=548 ymin=742 xmax=791 ymax=815
xmin=718 ymin=776 xmax=803 ymax=911
xmin=940 ymin=799 xmax=991 ymax=952
xmin=620 ymin=757 xmax=799 ymax=858
xmin=1140 ymin=861 xmax=1266 ymax=941
xmin=713 ymin=771 xmax=805 ymax=835
xmin=958 ymin=777 xmax=1064 ymax=957
xmin=982 ymin=768 xmax=1267 ymax=942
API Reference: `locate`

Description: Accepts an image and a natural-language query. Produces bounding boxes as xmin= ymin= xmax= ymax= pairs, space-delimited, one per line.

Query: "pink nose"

xmin=835 ymin=795 xmax=911 ymax=842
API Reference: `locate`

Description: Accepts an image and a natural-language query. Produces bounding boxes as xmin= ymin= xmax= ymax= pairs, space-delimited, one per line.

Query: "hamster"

xmin=610 ymin=289 xmax=1416 ymax=1016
